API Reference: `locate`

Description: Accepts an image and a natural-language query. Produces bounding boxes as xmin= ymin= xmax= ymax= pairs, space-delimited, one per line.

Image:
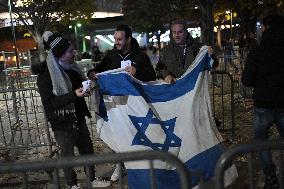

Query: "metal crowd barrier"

xmin=210 ymin=70 xmax=236 ymax=138
xmin=0 ymin=75 xmax=54 ymax=158
xmin=0 ymin=73 xmax=110 ymax=165
xmin=216 ymin=48 xmax=253 ymax=102
xmin=76 ymin=60 xmax=100 ymax=77
xmin=0 ymin=151 xmax=191 ymax=189
xmin=214 ymin=140 xmax=284 ymax=189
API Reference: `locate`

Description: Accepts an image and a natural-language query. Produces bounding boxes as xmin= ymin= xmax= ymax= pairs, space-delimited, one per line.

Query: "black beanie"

xmin=44 ymin=32 xmax=71 ymax=58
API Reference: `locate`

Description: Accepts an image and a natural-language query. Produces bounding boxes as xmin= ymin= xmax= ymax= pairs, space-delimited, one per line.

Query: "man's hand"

xmin=88 ymin=70 xmax=97 ymax=80
xmin=125 ymin=66 xmax=136 ymax=76
xmin=75 ymin=88 xmax=85 ymax=97
xmin=164 ymin=74 xmax=176 ymax=83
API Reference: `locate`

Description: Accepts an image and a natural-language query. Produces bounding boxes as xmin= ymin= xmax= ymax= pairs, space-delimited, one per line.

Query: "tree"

xmin=198 ymin=0 xmax=216 ymax=45
xmin=122 ymin=0 xmax=190 ymax=50
xmin=2 ymin=0 xmax=95 ymax=55
xmin=215 ymin=0 xmax=284 ymax=35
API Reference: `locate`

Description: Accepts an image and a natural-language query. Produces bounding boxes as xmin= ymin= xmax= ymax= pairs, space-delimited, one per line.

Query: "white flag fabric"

xmin=95 ymin=46 xmax=237 ymax=189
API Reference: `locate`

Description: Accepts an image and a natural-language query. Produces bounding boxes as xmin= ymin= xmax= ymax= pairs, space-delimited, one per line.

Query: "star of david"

xmin=129 ymin=109 xmax=181 ymax=151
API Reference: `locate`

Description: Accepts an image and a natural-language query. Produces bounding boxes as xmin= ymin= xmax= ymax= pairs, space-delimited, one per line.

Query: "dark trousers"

xmin=54 ymin=119 xmax=95 ymax=186
xmin=253 ymin=107 xmax=284 ymax=176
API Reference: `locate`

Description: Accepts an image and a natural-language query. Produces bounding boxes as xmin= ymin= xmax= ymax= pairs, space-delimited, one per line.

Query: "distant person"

xmin=242 ymin=13 xmax=284 ymax=189
xmin=147 ymin=46 xmax=159 ymax=66
xmin=81 ymin=51 xmax=91 ymax=59
xmin=238 ymin=34 xmax=247 ymax=49
xmin=91 ymin=46 xmax=103 ymax=62
xmin=247 ymin=32 xmax=258 ymax=52
xmin=37 ymin=31 xmax=111 ymax=189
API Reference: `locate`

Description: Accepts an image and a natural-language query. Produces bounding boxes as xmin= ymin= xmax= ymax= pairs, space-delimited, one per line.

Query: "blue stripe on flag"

xmin=185 ymin=143 xmax=225 ymax=185
xmin=97 ymin=53 xmax=211 ymax=103
xmin=127 ymin=143 xmax=224 ymax=189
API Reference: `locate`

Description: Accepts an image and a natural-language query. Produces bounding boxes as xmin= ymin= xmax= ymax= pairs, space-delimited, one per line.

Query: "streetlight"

xmin=226 ymin=10 xmax=233 ymax=40
xmin=8 ymin=0 xmax=20 ymax=69
xmin=69 ymin=23 xmax=82 ymax=51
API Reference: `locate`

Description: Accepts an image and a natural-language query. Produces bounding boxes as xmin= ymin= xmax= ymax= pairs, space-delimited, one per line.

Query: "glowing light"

xmin=91 ymin=12 xmax=123 ymax=18
xmin=160 ymin=30 xmax=170 ymax=39
xmin=96 ymin=35 xmax=114 ymax=46
xmin=108 ymin=35 xmax=115 ymax=42
xmin=24 ymin=33 xmax=31 ymax=37
xmin=136 ymin=34 xmax=141 ymax=43
xmin=187 ymin=27 xmax=201 ymax=38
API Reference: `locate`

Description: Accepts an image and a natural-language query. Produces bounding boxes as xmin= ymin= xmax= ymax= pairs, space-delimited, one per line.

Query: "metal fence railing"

xmin=214 ymin=140 xmax=284 ymax=189
xmin=0 ymin=151 xmax=191 ymax=189
xmin=210 ymin=71 xmax=236 ymax=138
xmin=0 ymin=76 xmax=54 ymax=161
xmin=0 ymin=74 xmax=102 ymax=161
xmin=216 ymin=48 xmax=253 ymax=102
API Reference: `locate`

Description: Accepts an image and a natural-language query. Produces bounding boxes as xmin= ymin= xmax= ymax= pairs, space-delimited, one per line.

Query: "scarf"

xmin=46 ymin=51 xmax=72 ymax=96
xmin=46 ymin=51 xmax=79 ymax=122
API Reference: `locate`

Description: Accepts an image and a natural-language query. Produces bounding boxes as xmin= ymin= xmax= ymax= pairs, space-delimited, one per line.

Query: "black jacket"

xmin=241 ymin=27 xmax=284 ymax=108
xmin=87 ymin=38 xmax=156 ymax=82
xmin=37 ymin=62 xmax=91 ymax=131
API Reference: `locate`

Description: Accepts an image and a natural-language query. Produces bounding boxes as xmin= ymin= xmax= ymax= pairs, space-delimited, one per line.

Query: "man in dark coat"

xmin=87 ymin=24 xmax=156 ymax=182
xmin=37 ymin=32 xmax=111 ymax=189
xmin=87 ymin=24 xmax=156 ymax=82
xmin=242 ymin=13 xmax=284 ymax=189
xmin=155 ymin=19 xmax=218 ymax=83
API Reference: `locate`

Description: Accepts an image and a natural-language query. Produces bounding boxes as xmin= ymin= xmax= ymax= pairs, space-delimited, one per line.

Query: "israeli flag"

xmin=95 ymin=46 xmax=237 ymax=189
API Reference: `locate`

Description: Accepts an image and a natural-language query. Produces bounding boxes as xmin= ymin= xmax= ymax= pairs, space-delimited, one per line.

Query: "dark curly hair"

xmin=115 ymin=24 xmax=132 ymax=38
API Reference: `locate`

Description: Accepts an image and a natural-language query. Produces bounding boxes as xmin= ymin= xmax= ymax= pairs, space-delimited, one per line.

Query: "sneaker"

xmin=91 ymin=178 xmax=111 ymax=188
xmin=264 ymin=175 xmax=279 ymax=189
xmin=110 ymin=164 xmax=121 ymax=182
xmin=69 ymin=184 xmax=82 ymax=189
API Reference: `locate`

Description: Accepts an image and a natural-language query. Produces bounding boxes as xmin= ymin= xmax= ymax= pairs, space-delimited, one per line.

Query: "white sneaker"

xmin=69 ymin=184 xmax=82 ymax=189
xmin=91 ymin=178 xmax=111 ymax=188
xmin=110 ymin=164 xmax=121 ymax=182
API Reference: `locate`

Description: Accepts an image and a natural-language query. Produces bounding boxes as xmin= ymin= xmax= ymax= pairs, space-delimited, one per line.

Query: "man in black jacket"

xmin=37 ymin=32 xmax=110 ymax=189
xmin=87 ymin=24 xmax=156 ymax=182
xmin=87 ymin=24 xmax=156 ymax=82
xmin=242 ymin=14 xmax=284 ymax=189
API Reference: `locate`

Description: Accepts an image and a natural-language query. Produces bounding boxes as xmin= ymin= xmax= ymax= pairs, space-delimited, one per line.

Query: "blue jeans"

xmin=253 ymin=107 xmax=284 ymax=176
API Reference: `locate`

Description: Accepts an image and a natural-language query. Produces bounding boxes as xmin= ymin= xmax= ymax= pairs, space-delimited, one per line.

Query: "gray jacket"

xmin=156 ymin=34 xmax=200 ymax=79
